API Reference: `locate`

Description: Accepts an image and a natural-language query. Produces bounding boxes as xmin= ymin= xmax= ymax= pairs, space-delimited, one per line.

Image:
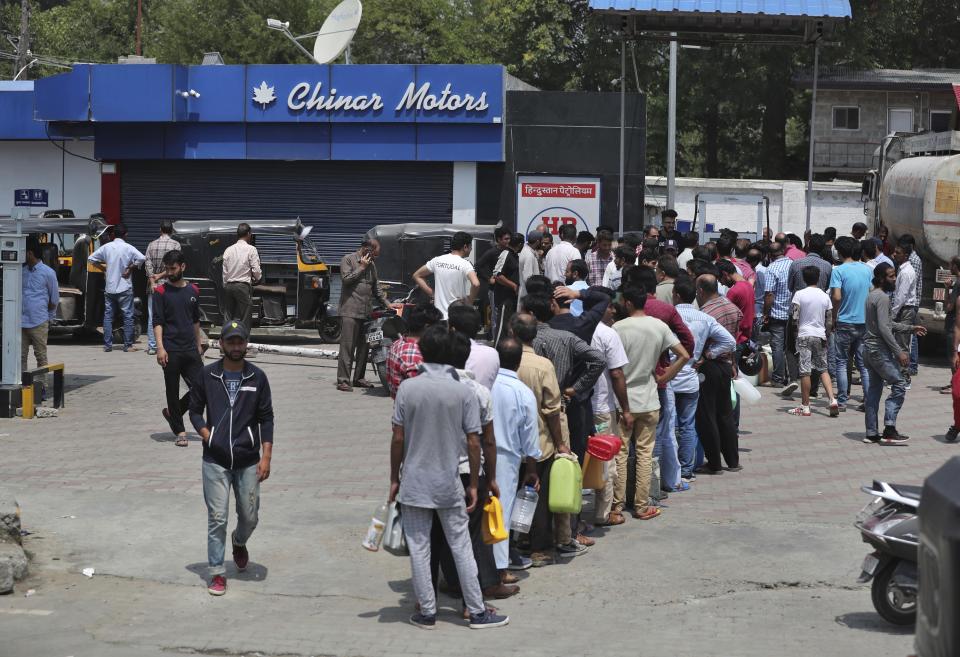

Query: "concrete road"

xmin=2 ymin=336 xmax=952 ymax=657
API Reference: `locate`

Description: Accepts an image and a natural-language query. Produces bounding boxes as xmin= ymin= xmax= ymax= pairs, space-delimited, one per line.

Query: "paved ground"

xmin=2 ymin=333 xmax=955 ymax=657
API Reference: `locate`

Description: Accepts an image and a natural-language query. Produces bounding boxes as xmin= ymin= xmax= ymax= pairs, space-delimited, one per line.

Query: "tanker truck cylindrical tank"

xmin=880 ymin=154 xmax=960 ymax=267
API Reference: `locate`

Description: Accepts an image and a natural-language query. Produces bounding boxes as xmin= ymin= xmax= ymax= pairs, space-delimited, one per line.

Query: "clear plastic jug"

xmin=510 ymin=486 xmax=539 ymax=533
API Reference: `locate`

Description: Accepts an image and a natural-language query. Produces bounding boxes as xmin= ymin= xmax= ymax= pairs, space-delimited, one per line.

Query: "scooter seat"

xmin=890 ymin=483 xmax=922 ymax=501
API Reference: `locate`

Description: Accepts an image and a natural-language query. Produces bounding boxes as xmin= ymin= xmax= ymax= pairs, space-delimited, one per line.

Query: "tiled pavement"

xmin=1 ymin=335 xmax=954 ymax=656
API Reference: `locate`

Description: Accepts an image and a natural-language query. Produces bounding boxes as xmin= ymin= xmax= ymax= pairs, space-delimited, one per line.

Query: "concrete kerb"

xmin=0 ymin=492 xmax=28 ymax=594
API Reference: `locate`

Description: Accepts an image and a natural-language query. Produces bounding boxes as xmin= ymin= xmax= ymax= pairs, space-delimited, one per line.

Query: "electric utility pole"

xmin=15 ymin=0 xmax=31 ymax=79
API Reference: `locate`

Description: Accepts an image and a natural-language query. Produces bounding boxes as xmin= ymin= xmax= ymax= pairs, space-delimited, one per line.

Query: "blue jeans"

xmin=673 ymin=389 xmax=700 ymax=478
xmin=910 ymin=335 xmax=919 ymax=374
xmin=202 ymin=461 xmax=260 ymax=577
xmin=103 ymin=289 xmax=135 ymax=348
xmin=833 ymin=323 xmax=870 ymax=406
xmin=146 ymin=293 xmax=156 ymax=350
xmin=654 ymin=387 xmax=680 ymax=489
xmin=863 ymin=346 xmax=907 ymax=436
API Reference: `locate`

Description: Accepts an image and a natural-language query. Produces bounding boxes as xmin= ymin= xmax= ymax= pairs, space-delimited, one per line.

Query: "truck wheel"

xmin=871 ymin=560 xmax=916 ymax=626
xmin=318 ymin=316 xmax=341 ymax=343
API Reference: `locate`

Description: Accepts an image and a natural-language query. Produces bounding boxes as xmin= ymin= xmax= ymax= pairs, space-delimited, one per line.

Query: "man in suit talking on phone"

xmin=337 ymin=238 xmax=391 ymax=392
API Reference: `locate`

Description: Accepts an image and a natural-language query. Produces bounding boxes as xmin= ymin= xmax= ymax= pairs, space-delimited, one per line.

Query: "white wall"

xmin=0 ymin=140 xmax=100 ymax=216
xmin=645 ymin=177 xmax=866 ymax=237
xmin=452 ymin=161 xmax=477 ymax=225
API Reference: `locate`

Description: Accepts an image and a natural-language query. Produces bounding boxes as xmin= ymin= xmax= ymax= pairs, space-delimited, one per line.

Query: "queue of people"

xmin=376 ymin=212 xmax=949 ymax=630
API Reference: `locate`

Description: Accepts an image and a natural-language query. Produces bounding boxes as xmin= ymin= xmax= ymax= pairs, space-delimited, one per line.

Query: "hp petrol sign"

xmin=516 ymin=176 xmax=601 ymax=236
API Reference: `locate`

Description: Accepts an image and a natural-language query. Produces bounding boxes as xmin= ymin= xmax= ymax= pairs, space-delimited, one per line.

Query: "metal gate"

xmin=119 ymin=160 xmax=453 ymax=264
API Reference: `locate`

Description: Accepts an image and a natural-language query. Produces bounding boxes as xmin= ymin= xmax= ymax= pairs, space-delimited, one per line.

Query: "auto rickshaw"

xmin=0 ymin=211 xmax=116 ymax=338
xmin=171 ymin=218 xmax=331 ymax=331
xmin=364 ymin=222 xmax=498 ymax=298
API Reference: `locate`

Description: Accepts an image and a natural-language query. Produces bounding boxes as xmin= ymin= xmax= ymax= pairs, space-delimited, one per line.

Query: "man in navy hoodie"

xmin=189 ymin=321 xmax=274 ymax=596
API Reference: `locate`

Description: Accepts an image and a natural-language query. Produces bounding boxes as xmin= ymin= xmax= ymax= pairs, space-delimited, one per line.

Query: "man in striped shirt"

xmin=144 ymin=220 xmax=181 ymax=355
xmin=763 ymin=242 xmax=798 ymax=394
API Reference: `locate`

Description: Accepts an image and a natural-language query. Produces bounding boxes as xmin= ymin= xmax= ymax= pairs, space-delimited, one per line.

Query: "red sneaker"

xmin=232 ymin=535 xmax=249 ymax=572
xmin=208 ymin=575 xmax=226 ymax=596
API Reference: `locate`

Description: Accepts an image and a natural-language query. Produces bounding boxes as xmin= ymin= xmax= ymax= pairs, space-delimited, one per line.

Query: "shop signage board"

xmin=14 ymin=189 xmax=48 ymax=207
xmin=516 ymin=175 xmax=601 ymax=236
xmin=245 ymin=64 xmax=502 ymax=124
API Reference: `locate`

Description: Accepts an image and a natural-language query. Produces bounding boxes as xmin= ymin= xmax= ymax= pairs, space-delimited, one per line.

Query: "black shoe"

xmin=881 ymin=427 xmax=910 ymax=444
xmin=694 ymin=466 xmax=723 ymax=475
xmin=724 ymin=465 xmax=743 ymax=472
xmin=947 ymin=426 xmax=959 ymax=443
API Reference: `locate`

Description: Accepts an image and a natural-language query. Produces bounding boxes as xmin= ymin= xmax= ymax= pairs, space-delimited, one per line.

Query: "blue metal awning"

xmin=588 ymin=0 xmax=851 ymax=40
xmin=587 ymin=1 xmax=850 ymax=17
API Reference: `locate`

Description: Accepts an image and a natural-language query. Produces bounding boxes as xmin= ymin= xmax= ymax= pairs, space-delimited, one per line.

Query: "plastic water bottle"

xmin=510 ymin=486 xmax=539 ymax=533
xmin=362 ymin=501 xmax=389 ymax=552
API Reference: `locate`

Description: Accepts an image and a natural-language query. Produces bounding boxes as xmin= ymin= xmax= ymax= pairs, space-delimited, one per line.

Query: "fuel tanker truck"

xmin=863 ymin=131 xmax=960 ymax=335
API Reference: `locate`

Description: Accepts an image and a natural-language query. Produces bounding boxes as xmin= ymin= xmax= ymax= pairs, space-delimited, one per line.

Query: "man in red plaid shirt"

xmin=585 ymin=229 xmax=614 ymax=286
xmin=386 ymin=304 xmax=442 ymax=399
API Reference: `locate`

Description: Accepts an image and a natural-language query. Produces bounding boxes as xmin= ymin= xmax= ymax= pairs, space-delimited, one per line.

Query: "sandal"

xmin=575 ymin=533 xmax=596 ymax=547
xmin=501 ymin=572 xmax=519 ymax=585
xmin=353 ymin=379 xmax=376 ymax=388
xmin=632 ymin=507 xmax=662 ymax=520
xmin=336 ymin=382 xmax=353 ymax=392
xmin=604 ymin=511 xmax=626 ymax=526
xmin=175 ymin=436 xmax=189 ymax=447
xmin=941 ymin=385 xmax=953 ymax=395
xmin=786 ymin=406 xmax=811 ymax=417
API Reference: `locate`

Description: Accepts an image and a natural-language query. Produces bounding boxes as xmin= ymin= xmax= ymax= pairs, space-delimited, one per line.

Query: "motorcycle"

xmin=854 ymin=479 xmax=920 ymax=625
xmin=364 ymin=290 xmax=415 ymax=392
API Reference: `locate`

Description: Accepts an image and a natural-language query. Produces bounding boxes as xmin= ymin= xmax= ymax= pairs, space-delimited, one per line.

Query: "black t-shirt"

xmin=475 ymin=246 xmax=502 ymax=283
xmin=152 ymin=282 xmax=201 ymax=352
xmin=493 ymin=250 xmax=520 ymax=306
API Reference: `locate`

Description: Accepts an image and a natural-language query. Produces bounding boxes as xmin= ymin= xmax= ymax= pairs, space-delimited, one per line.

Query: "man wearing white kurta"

xmin=491 ymin=338 xmax=542 ymax=570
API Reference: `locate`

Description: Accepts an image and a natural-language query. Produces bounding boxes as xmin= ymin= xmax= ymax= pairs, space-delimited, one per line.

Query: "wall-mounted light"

xmin=175 ymin=89 xmax=201 ymax=99
xmin=101 ymin=162 xmax=117 ymax=175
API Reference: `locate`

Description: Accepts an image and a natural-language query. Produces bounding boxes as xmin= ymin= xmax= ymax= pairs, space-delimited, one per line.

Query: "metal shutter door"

xmin=120 ymin=160 xmax=453 ymax=264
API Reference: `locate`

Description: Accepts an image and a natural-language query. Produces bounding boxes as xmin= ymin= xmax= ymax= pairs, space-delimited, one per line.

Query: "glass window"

xmin=931 ymin=111 xmax=951 ymax=132
xmin=888 ymin=108 xmax=914 ymax=133
xmin=832 ymin=106 xmax=860 ymax=130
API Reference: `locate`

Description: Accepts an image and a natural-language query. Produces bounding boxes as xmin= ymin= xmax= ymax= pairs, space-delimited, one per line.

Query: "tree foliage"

xmin=1 ymin=0 xmax=953 ymax=180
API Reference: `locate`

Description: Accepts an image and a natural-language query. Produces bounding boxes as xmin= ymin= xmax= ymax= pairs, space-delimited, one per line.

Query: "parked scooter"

xmin=854 ymin=479 xmax=920 ymax=625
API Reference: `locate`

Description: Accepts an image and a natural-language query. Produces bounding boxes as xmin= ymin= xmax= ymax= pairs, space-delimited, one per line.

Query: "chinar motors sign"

xmin=279 ymin=80 xmax=491 ymax=114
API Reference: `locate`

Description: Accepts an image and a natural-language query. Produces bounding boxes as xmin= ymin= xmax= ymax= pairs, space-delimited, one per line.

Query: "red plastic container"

xmin=587 ymin=434 xmax=622 ymax=462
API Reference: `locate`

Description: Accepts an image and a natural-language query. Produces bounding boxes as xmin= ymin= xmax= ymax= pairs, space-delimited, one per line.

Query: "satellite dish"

xmin=313 ymin=0 xmax=362 ymax=64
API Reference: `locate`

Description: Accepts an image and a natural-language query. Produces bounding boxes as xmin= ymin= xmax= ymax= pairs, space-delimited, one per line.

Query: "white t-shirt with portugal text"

xmin=426 ymin=253 xmax=475 ymax=318
xmin=613 ymin=315 xmax=680 ymax=414
xmin=792 ymin=286 xmax=832 ymax=339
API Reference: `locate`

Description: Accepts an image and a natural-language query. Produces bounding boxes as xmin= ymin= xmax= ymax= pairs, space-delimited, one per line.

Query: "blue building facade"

xmin=33 ymin=63 xmax=505 ymax=163
xmin=2 ymin=63 xmax=646 ymax=264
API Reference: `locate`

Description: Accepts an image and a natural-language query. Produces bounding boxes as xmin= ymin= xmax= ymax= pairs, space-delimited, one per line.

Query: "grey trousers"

xmin=223 ymin=282 xmax=252 ymax=330
xmin=402 ymin=504 xmax=484 ymax=617
xmin=337 ymin=316 xmax=368 ymax=385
